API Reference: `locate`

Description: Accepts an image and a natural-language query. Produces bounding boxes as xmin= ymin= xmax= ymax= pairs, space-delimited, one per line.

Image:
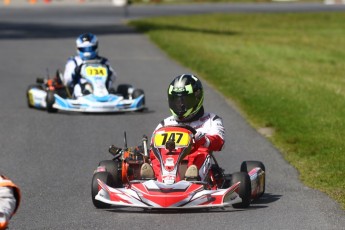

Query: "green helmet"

xmin=168 ymin=74 xmax=204 ymax=122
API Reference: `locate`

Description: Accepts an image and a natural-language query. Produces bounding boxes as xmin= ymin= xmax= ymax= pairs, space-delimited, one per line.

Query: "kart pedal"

xmin=185 ymin=165 xmax=199 ymax=181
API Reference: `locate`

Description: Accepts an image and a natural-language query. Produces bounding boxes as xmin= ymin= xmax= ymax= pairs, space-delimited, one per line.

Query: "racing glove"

xmin=193 ymin=132 xmax=210 ymax=149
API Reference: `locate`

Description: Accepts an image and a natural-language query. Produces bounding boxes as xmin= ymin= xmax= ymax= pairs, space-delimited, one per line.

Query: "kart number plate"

xmin=154 ymin=131 xmax=191 ymax=147
xmin=84 ymin=66 xmax=107 ymax=77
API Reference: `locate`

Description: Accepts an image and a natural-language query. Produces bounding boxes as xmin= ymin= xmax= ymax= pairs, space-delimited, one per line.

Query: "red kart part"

xmin=91 ymin=125 xmax=266 ymax=209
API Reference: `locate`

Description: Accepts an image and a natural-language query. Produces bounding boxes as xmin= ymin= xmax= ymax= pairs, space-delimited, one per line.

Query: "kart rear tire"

xmin=231 ymin=172 xmax=251 ymax=209
xmin=98 ymin=160 xmax=122 ymax=188
xmin=117 ymin=84 xmax=133 ymax=99
xmin=91 ymin=172 xmax=114 ymax=209
xmin=46 ymin=91 xmax=57 ymax=113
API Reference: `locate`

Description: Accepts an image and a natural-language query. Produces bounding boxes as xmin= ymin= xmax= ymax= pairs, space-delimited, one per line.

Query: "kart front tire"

xmin=231 ymin=172 xmax=251 ymax=209
xmin=117 ymin=84 xmax=133 ymax=99
xmin=240 ymin=160 xmax=265 ymax=173
xmin=46 ymin=91 xmax=57 ymax=113
xmin=132 ymin=88 xmax=145 ymax=111
xmin=98 ymin=160 xmax=122 ymax=188
xmin=91 ymin=172 xmax=114 ymax=209
xmin=241 ymin=161 xmax=266 ymax=197
xmin=132 ymin=89 xmax=144 ymax=99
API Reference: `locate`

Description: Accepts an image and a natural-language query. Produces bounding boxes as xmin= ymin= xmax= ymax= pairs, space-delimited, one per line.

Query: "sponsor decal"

xmin=165 ymin=157 xmax=175 ymax=167
xmin=162 ymin=175 xmax=176 ymax=185
xmin=173 ymin=87 xmax=185 ymax=92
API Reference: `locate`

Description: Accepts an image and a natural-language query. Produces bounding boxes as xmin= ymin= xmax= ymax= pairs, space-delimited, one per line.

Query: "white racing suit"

xmin=150 ymin=111 xmax=225 ymax=181
xmin=0 ymin=176 xmax=20 ymax=230
xmin=63 ymin=55 xmax=116 ymax=98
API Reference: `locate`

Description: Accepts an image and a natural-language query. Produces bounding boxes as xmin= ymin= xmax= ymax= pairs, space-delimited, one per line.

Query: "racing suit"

xmin=0 ymin=175 xmax=20 ymax=230
xmin=150 ymin=108 xmax=225 ymax=181
xmin=63 ymin=55 xmax=116 ymax=98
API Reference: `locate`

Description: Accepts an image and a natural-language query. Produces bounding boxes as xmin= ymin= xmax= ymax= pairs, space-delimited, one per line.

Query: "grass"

xmin=129 ymin=12 xmax=345 ymax=208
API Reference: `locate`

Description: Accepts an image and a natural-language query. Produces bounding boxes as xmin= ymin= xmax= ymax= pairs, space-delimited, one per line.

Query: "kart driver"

xmin=141 ymin=74 xmax=225 ymax=181
xmin=0 ymin=175 xmax=20 ymax=230
xmin=63 ymin=33 xmax=116 ymax=98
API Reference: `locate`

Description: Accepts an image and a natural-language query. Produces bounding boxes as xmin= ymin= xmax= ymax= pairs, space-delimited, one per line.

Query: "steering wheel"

xmin=164 ymin=124 xmax=197 ymax=135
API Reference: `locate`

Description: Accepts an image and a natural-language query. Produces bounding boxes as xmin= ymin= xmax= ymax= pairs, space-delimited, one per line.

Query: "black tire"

xmin=55 ymin=88 xmax=69 ymax=99
xmin=46 ymin=91 xmax=57 ymax=113
xmin=98 ymin=160 xmax=122 ymax=188
xmin=91 ymin=172 xmax=114 ymax=209
xmin=240 ymin=161 xmax=266 ymax=197
xmin=132 ymin=89 xmax=144 ymax=99
xmin=117 ymin=84 xmax=133 ymax=99
xmin=132 ymin=88 xmax=145 ymax=111
xmin=231 ymin=172 xmax=251 ymax=208
xmin=240 ymin=160 xmax=265 ymax=173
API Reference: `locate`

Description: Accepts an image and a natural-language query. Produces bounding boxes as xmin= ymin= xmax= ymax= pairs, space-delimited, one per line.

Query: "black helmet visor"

xmin=168 ymin=93 xmax=195 ymax=116
xmin=77 ymin=45 xmax=98 ymax=53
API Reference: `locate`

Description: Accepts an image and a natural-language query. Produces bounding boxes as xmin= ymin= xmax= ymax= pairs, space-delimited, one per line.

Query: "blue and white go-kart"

xmin=26 ymin=62 xmax=145 ymax=113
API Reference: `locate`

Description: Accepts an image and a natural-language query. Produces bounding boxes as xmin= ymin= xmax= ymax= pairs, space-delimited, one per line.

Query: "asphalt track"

xmin=0 ymin=2 xmax=344 ymax=230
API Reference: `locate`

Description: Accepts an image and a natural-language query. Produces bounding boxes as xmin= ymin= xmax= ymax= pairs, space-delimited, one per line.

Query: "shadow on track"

xmin=251 ymin=193 xmax=281 ymax=205
xmin=0 ymin=20 xmax=239 ymax=40
xmin=130 ymin=21 xmax=239 ymax=36
xmin=26 ymin=107 xmax=154 ymax=116
xmin=0 ymin=22 xmax=138 ymax=40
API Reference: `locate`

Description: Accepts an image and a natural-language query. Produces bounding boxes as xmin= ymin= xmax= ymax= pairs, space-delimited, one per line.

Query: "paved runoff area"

xmin=1 ymin=0 xmax=128 ymax=7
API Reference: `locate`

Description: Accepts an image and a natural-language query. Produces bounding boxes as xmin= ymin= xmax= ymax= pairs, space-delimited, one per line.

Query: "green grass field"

xmin=129 ymin=12 xmax=345 ymax=208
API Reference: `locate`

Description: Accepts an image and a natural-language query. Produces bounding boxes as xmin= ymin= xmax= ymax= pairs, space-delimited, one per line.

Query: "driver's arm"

xmin=0 ymin=176 xmax=20 ymax=230
xmin=63 ymin=59 xmax=77 ymax=86
xmin=102 ymin=58 xmax=116 ymax=89
xmin=0 ymin=187 xmax=16 ymax=229
xmin=202 ymin=114 xmax=225 ymax=152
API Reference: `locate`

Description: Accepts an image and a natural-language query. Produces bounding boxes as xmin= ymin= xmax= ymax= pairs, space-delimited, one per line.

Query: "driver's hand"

xmin=194 ymin=132 xmax=208 ymax=148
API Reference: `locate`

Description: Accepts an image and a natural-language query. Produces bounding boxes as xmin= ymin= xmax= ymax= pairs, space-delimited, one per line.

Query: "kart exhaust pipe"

xmin=142 ymin=135 xmax=149 ymax=158
xmin=124 ymin=131 xmax=128 ymax=149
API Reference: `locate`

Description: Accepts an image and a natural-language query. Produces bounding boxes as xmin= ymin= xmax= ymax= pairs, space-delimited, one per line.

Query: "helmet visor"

xmin=168 ymin=93 xmax=196 ymax=117
xmin=77 ymin=45 xmax=98 ymax=53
